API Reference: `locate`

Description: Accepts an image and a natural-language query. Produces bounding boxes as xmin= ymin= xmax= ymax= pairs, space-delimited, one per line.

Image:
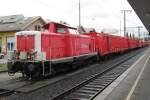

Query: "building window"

xmin=35 ymin=25 xmax=41 ymax=31
xmin=7 ymin=43 xmax=10 ymax=51
xmin=7 ymin=42 xmax=14 ymax=51
xmin=11 ymin=43 xmax=14 ymax=51
xmin=7 ymin=37 xmax=15 ymax=52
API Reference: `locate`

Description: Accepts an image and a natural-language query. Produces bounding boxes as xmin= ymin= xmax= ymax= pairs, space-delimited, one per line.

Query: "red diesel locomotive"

xmin=7 ymin=22 xmax=148 ymax=78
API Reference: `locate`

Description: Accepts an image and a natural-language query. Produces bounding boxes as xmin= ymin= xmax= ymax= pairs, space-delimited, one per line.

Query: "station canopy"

xmin=128 ymin=0 xmax=150 ymax=33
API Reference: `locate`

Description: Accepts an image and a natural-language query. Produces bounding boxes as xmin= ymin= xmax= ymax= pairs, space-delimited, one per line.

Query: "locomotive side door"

xmin=41 ymin=34 xmax=50 ymax=60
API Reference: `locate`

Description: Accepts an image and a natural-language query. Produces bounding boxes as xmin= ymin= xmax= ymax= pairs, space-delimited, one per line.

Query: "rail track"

xmin=53 ymin=48 xmax=147 ymax=100
xmin=58 ymin=57 xmax=134 ymax=100
xmin=0 ymin=47 xmax=147 ymax=100
xmin=0 ymin=89 xmax=13 ymax=97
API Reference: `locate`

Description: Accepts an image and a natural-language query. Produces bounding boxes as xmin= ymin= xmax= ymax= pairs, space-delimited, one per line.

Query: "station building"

xmin=0 ymin=14 xmax=46 ymax=54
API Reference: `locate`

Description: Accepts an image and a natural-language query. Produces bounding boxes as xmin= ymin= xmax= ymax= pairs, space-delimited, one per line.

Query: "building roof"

xmin=0 ymin=14 xmax=46 ymax=32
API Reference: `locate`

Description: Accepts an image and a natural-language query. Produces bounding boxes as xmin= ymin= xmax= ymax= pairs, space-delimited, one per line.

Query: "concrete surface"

xmin=94 ymin=47 xmax=150 ymax=100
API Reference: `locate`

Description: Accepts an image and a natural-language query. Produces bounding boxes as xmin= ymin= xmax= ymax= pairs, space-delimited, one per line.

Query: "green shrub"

xmin=0 ymin=64 xmax=7 ymax=71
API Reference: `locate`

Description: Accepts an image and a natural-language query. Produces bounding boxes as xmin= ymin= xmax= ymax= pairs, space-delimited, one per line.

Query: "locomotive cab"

xmin=8 ymin=31 xmax=45 ymax=78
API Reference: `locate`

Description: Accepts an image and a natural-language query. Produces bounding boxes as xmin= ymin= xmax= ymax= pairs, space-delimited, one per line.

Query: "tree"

xmin=126 ymin=32 xmax=129 ymax=37
xmin=129 ymin=33 xmax=132 ymax=38
xmin=132 ymin=34 xmax=135 ymax=39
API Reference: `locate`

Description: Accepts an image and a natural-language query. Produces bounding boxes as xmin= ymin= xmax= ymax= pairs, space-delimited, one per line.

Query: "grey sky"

xmin=0 ymin=0 xmax=148 ymax=36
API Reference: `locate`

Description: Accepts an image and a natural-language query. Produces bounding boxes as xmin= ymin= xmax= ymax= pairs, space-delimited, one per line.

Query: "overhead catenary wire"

xmin=100 ymin=0 xmax=123 ymax=36
xmin=31 ymin=0 xmax=54 ymax=9
xmin=30 ymin=0 xmax=146 ymax=36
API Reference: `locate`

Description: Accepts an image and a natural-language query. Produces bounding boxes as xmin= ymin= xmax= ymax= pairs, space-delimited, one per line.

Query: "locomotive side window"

xmin=56 ymin=27 xmax=66 ymax=33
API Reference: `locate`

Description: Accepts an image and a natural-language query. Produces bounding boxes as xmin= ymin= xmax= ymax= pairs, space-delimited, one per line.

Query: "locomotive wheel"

xmin=26 ymin=63 xmax=42 ymax=79
xmin=32 ymin=64 xmax=42 ymax=78
xmin=8 ymin=62 xmax=21 ymax=73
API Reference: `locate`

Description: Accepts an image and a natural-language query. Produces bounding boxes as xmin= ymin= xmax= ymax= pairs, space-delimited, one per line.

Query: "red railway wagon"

xmin=138 ymin=40 xmax=147 ymax=48
xmin=108 ymin=35 xmax=129 ymax=53
xmin=128 ymin=39 xmax=137 ymax=49
xmin=96 ymin=33 xmax=110 ymax=56
xmin=143 ymin=41 xmax=148 ymax=47
xmin=87 ymin=32 xmax=130 ymax=56
xmin=86 ymin=32 xmax=113 ymax=56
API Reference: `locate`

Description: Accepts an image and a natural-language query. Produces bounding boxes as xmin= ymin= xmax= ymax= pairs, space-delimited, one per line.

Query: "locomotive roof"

xmin=44 ymin=21 xmax=77 ymax=30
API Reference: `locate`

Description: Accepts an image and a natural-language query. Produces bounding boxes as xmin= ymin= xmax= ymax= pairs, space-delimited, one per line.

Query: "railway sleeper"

xmin=0 ymin=89 xmax=14 ymax=97
xmin=69 ymin=92 xmax=93 ymax=99
xmin=75 ymin=89 xmax=97 ymax=95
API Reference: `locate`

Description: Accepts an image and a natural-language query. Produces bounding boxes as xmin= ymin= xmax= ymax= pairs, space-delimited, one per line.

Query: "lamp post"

xmin=79 ymin=0 xmax=81 ymax=27
xmin=121 ymin=10 xmax=132 ymax=37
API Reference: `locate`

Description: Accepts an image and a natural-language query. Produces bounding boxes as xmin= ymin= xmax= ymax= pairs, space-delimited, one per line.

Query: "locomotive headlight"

xmin=27 ymin=52 xmax=31 ymax=60
xmin=27 ymin=55 xmax=31 ymax=59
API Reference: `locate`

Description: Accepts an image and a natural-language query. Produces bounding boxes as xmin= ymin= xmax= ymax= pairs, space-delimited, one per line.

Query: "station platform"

xmin=94 ymin=47 xmax=150 ymax=100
